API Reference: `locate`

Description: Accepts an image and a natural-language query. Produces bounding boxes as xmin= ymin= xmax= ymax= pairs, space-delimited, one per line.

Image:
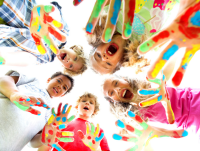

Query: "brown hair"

xmin=75 ymin=92 xmax=100 ymax=117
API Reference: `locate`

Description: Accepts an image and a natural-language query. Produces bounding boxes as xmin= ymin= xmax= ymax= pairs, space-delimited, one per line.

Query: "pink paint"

xmin=152 ymin=30 xmax=170 ymax=42
xmin=128 ymin=0 xmax=135 ymax=24
xmin=150 ymin=29 xmax=156 ymax=33
xmin=172 ymin=71 xmax=183 ymax=86
xmin=48 ymin=27 xmax=62 ymax=41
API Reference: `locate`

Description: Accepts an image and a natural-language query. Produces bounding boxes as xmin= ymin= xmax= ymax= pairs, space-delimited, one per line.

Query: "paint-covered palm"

xmin=41 ymin=103 xmax=75 ymax=151
xmin=138 ymin=1 xmax=200 ymax=87
xmin=30 ymin=5 xmax=66 ymax=55
xmin=113 ymin=111 xmax=188 ymax=151
xmin=77 ymin=122 xmax=104 ymax=150
xmin=138 ymin=72 xmax=175 ymax=124
xmin=10 ymin=92 xmax=50 ymax=115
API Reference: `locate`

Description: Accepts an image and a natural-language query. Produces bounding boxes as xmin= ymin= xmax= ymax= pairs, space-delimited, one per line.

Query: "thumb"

xmin=95 ymin=132 xmax=104 ymax=142
xmin=77 ymin=130 xmax=85 ymax=140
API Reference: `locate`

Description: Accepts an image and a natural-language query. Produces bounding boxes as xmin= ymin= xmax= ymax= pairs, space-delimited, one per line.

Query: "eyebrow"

xmin=59 ymin=78 xmax=68 ymax=90
xmin=112 ymin=80 xmax=115 ymax=86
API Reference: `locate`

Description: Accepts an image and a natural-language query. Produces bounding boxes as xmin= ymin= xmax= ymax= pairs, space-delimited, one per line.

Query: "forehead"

xmin=80 ymin=96 xmax=96 ymax=103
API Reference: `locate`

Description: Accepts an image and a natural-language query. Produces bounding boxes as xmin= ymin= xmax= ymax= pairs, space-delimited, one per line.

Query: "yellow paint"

xmin=196 ymin=0 xmax=200 ymax=2
xmin=94 ymin=124 xmax=99 ymax=137
xmin=83 ymin=142 xmax=95 ymax=150
xmin=23 ymin=102 xmax=25 ymax=104
xmin=52 ymin=20 xmax=62 ymax=28
xmin=37 ymin=45 xmax=46 ymax=54
xmin=62 ymin=131 xmax=73 ymax=136
xmin=151 ymin=60 xmax=165 ymax=78
xmin=67 ymin=105 xmax=72 ymax=114
xmin=169 ymin=105 xmax=175 ymax=123
xmin=146 ymin=135 xmax=158 ymax=146
xmin=48 ymin=115 xmax=54 ymax=125
xmin=140 ymin=98 xmax=158 ymax=107
xmin=58 ymin=122 xmax=62 ymax=125
xmin=46 ymin=133 xmax=48 ymax=137
xmin=86 ymin=123 xmax=90 ymax=134
xmin=155 ymin=3 xmax=157 ymax=6
xmin=165 ymin=0 xmax=176 ymax=11
xmin=135 ymin=0 xmax=147 ymax=13
xmin=32 ymin=17 xmax=39 ymax=27
xmin=182 ymin=39 xmax=186 ymax=42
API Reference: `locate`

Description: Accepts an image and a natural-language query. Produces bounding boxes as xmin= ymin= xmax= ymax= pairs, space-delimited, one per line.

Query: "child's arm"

xmin=113 ymin=111 xmax=188 ymax=151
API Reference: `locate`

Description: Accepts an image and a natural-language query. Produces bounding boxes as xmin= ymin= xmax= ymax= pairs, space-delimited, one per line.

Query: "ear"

xmin=47 ymin=78 xmax=51 ymax=83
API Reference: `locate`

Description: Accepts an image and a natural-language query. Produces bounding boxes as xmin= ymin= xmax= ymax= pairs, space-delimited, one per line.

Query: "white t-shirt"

xmin=0 ymin=70 xmax=52 ymax=151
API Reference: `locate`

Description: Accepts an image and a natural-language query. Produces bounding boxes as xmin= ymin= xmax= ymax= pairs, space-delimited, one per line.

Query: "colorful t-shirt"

xmin=139 ymin=87 xmax=200 ymax=133
xmin=52 ymin=118 xmax=110 ymax=151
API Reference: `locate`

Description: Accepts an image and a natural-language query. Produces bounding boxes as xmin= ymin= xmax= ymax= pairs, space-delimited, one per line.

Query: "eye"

xmin=63 ymin=86 xmax=66 ymax=90
xmin=115 ymin=81 xmax=118 ymax=86
xmin=97 ymin=53 xmax=101 ymax=58
xmin=111 ymin=91 xmax=114 ymax=96
xmin=57 ymin=80 xmax=61 ymax=83
xmin=70 ymin=64 xmax=73 ymax=68
xmin=74 ymin=57 xmax=78 ymax=61
xmin=90 ymin=101 xmax=93 ymax=104
xmin=106 ymin=62 xmax=111 ymax=66
xmin=82 ymin=100 xmax=86 ymax=102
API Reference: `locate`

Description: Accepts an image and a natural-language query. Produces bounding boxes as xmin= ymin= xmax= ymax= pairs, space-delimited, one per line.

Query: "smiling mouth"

xmin=53 ymin=87 xmax=58 ymax=94
xmin=121 ymin=89 xmax=134 ymax=100
xmin=60 ymin=53 xmax=67 ymax=60
xmin=106 ymin=43 xmax=118 ymax=56
xmin=83 ymin=106 xmax=89 ymax=110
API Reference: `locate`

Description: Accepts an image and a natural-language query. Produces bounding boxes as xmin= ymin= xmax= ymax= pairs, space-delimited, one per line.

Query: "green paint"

xmin=128 ymin=145 xmax=138 ymax=151
xmin=160 ymin=135 xmax=170 ymax=138
xmin=124 ymin=21 xmax=132 ymax=38
xmin=88 ymin=142 xmax=93 ymax=147
xmin=90 ymin=123 xmax=95 ymax=135
xmin=148 ymin=78 xmax=161 ymax=85
xmin=140 ymin=122 xmax=148 ymax=130
xmin=139 ymin=40 xmax=155 ymax=53
xmin=104 ymin=28 xmax=112 ymax=42
xmin=0 ymin=56 xmax=5 ymax=65
xmin=89 ymin=0 xmax=106 ymax=23
xmin=44 ymin=5 xmax=53 ymax=13
xmin=135 ymin=129 xmax=142 ymax=137
xmin=58 ymin=137 xmax=73 ymax=142
xmin=13 ymin=101 xmax=29 ymax=111
xmin=128 ymin=137 xmax=138 ymax=143
xmin=68 ymin=115 xmax=75 ymax=122
xmin=52 ymin=108 xmax=56 ymax=117
xmin=43 ymin=36 xmax=51 ymax=47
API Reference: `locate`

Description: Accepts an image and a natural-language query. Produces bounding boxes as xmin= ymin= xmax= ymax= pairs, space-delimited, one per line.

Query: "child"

xmin=0 ymin=70 xmax=74 ymax=150
xmin=38 ymin=92 xmax=110 ymax=151
xmin=0 ymin=0 xmax=87 ymax=76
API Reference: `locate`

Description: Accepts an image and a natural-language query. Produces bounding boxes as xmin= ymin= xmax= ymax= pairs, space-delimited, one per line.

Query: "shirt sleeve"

xmin=5 ymin=70 xmax=38 ymax=87
xmin=99 ymin=129 xmax=110 ymax=151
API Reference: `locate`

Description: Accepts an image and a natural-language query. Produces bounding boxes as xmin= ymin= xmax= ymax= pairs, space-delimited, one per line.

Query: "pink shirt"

xmin=140 ymin=87 xmax=200 ymax=132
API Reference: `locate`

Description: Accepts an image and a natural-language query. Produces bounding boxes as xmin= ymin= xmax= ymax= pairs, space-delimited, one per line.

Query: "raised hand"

xmin=30 ymin=5 xmax=66 ymax=55
xmin=41 ymin=103 xmax=75 ymax=151
xmin=138 ymin=1 xmax=200 ymax=87
xmin=83 ymin=0 xmax=135 ymax=42
xmin=9 ymin=92 xmax=50 ymax=115
xmin=138 ymin=72 xmax=175 ymax=124
xmin=77 ymin=122 xmax=104 ymax=150
xmin=113 ymin=111 xmax=188 ymax=151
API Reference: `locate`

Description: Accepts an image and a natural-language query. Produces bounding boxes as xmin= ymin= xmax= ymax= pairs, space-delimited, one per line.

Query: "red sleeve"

xmin=99 ymin=129 xmax=110 ymax=151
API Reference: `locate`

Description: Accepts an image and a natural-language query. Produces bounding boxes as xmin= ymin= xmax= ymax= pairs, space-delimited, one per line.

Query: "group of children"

xmin=0 ymin=0 xmax=200 ymax=150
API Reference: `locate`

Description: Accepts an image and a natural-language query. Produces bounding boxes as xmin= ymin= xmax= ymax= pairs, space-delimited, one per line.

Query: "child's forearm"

xmin=0 ymin=76 xmax=19 ymax=99
xmin=30 ymin=132 xmax=43 ymax=148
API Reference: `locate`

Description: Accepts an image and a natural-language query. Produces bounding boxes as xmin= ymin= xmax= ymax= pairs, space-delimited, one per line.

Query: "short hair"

xmin=50 ymin=71 xmax=74 ymax=95
xmin=59 ymin=45 xmax=87 ymax=76
xmin=75 ymin=92 xmax=100 ymax=117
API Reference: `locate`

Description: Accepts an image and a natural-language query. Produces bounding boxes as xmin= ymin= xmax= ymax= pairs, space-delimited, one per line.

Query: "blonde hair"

xmin=85 ymin=14 xmax=150 ymax=74
xmin=62 ymin=45 xmax=87 ymax=76
xmin=75 ymin=92 xmax=100 ymax=117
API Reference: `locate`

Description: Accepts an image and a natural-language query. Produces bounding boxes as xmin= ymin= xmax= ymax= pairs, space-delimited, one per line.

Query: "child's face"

xmin=46 ymin=75 xmax=72 ymax=98
xmin=89 ymin=35 xmax=125 ymax=74
xmin=77 ymin=97 xmax=96 ymax=118
xmin=103 ymin=77 xmax=136 ymax=103
xmin=57 ymin=48 xmax=84 ymax=72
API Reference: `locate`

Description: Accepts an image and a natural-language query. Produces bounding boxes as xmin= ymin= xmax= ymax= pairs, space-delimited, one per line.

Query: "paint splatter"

xmin=117 ymin=120 xmax=125 ymax=128
xmin=104 ymin=28 xmax=112 ymax=42
xmin=162 ymin=45 xmax=179 ymax=60
xmin=110 ymin=0 xmax=121 ymax=25
xmin=0 ymin=56 xmax=5 ymax=65
xmin=172 ymin=71 xmax=183 ymax=86
xmin=139 ymin=89 xmax=160 ymax=95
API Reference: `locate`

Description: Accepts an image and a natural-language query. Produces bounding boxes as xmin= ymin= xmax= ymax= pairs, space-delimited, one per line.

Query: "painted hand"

xmin=9 ymin=93 xmax=50 ymax=115
xmin=73 ymin=0 xmax=84 ymax=6
xmin=138 ymin=72 xmax=175 ymax=124
xmin=138 ymin=1 xmax=200 ymax=87
xmin=30 ymin=5 xmax=66 ymax=55
xmin=84 ymin=0 xmax=135 ymax=42
xmin=113 ymin=111 xmax=188 ymax=151
xmin=0 ymin=56 xmax=5 ymax=65
xmin=41 ymin=103 xmax=75 ymax=151
xmin=77 ymin=122 xmax=104 ymax=150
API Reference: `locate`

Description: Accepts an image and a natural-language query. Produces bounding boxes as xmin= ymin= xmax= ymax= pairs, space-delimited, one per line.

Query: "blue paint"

xmin=30 ymin=105 xmax=33 ymax=106
xmin=110 ymin=0 xmax=121 ymax=25
xmin=37 ymin=25 xmax=41 ymax=32
xmin=78 ymin=0 xmax=81 ymax=2
xmin=56 ymin=117 xmax=61 ymax=121
xmin=26 ymin=98 xmax=30 ymax=102
xmin=38 ymin=114 xmax=41 ymax=115
xmin=107 ymin=39 xmax=111 ymax=42
xmin=113 ymin=134 xmax=122 ymax=140
xmin=62 ymin=104 xmax=68 ymax=114
xmin=52 ymin=144 xmax=62 ymax=151
xmin=62 ymin=117 xmax=66 ymax=122
xmin=86 ymin=23 xmax=93 ymax=33
xmin=162 ymin=73 xmax=165 ymax=81
xmin=58 ymin=124 xmax=66 ymax=129
xmin=117 ymin=120 xmax=125 ymax=128
xmin=182 ymin=130 xmax=188 ymax=137
xmin=36 ymin=102 xmax=41 ymax=105
xmin=128 ymin=111 xmax=135 ymax=117
xmin=47 ymin=107 xmax=50 ymax=110
xmin=95 ymin=132 xmax=104 ymax=142
xmin=182 ymin=54 xmax=192 ymax=70
xmin=139 ymin=89 xmax=159 ymax=95
xmin=43 ymin=104 xmax=47 ymax=107
xmin=162 ymin=45 xmax=179 ymax=60
xmin=191 ymin=11 xmax=200 ymax=27
xmin=37 ymin=7 xmax=41 ymax=16
xmin=158 ymin=95 xmax=162 ymax=101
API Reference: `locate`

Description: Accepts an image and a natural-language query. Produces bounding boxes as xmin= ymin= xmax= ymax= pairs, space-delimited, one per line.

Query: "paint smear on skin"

xmin=62 ymin=131 xmax=73 ymax=136
xmin=145 ymin=135 xmax=158 ymax=147
xmin=124 ymin=21 xmax=132 ymax=38
xmin=139 ymin=89 xmax=160 ymax=95
xmin=169 ymin=105 xmax=175 ymax=124
xmin=178 ymin=2 xmax=200 ymax=39
xmin=128 ymin=145 xmax=138 ymax=151
xmin=41 ymin=127 xmax=46 ymax=143
xmin=30 ymin=12 xmax=33 ymax=27
xmin=88 ymin=142 xmax=93 ymax=147
xmin=28 ymin=109 xmax=40 ymax=115
xmin=191 ymin=11 xmax=200 ymax=26
xmin=113 ymin=134 xmax=122 ymax=140
xmin=50 ymin=45 xmax=57 ymax=54
xmin=52 ymin=144 xmax=62 ymax=151
xmin=135 ymin=115 xmax=148 ymax=130
xmin=127 ymin=137 xmax=138 ymax=143
xmin=152 ymin=31 xmax=170 ymax=42
xmin=52 ymin=20 xmax=63 ymax=28
xmin=13 ymin=101 xmax=29 ymax=111
xmin=37 ymin=25 xmax=41 ymax=32
xmin=58 ymin=137 xmax=73 ymax=142
xmin=43 ymin=36 xmax=51 ymax=46
xmin=31 ymin=34 xmax=46 ymax=54
xmin=62 ymin=104 xmax=68 ymax=114
xmin=32 ymin=17 xmax=39 ymax=27
xmin=110 ymin=0 xmax=121 ymax=25
xmin=67 ymin=105 xmax=72 ymax=114
xmin=86 ymin=123 xmax=90 ymax=134
xmin=48 ymin=27 xmax=63 ymax=41
xmin=44 ymin=5 xmax=54 ymax=13
xmin=162 ymin=45 xmax=179 ymax=60
xmin=151 ymin=60 xmax=165 ymax=78
xmin=37 ymin=45 xmax=46 ymax=54
xmin=83 ymin=142 xmax=95 ymax=151
xmin=56 ymin=117 xmax=61 ymax=121
xmin=172 ymin=71 xmax=183 ymax=86
xmin=95 ymin=132 xmax=104 ymax=142
xmin=182 ymin=130 xmax=188 ymax=137
xmin=86 ymin=23 xmax=93 ymax=34
xmin=62 ymin=117 xmax=66 ymax=122
xmin=48 ymin=130 xmax=53 ymax=135
xmin=58 ymin=121 xmax=62 ymax=125
xmin=126 ymin=125 xmax=135 ymax=132
xmin=37 ymin=7 xmax=41 ymax=16
xmin=48 ymin=115 xmax=55 ymax=125
xmin=135 ymin=129 xmax=142 ymax=136
xmin=140 ymin=97 xmax=161 ymax=107
xmin=139 ymin=40 xmax=155 ymax=53
xmin=58 ymin=124 xmax=66 ymax=129
xmin=128 ymin=111 xmax=135 ymax=117
xmin=148 ymin=78 xmax=161 ymax=85
xmin=78 ymin=131 xmax=84 ymax=139
xmin=90 ymin=123 xmax=95 ymax=135
xmin=0 ymin=56 xmax=5 ymax=65
xmin=117 ymin=120 xmax=125 ymax=128
xmin=68 ymin=115 xmax=75 ymax=122
xmin=104 ymin=28 xmax=112 ymax=42
xmin=94 ymin=124 xmax=99 ymax=137
xmin=73 ymin=0 xmax=84 ymax=6
xmin=92 ymin=140 xmax=95 ymax=144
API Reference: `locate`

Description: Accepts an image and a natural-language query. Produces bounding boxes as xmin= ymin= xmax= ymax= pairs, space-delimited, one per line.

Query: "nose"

xmin=102 ymin=53 xmax=108 ymax=61
xmin=114 ymin=87 xmax=120 ymax=95
xmin=64 ymin=60 xmax=72 ymax=68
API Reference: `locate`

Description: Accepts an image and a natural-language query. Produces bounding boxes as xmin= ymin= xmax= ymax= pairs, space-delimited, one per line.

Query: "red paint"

xmin=128 ymin=0 xmax=135 ymax=24
xmin=54 ymin=138 xmax=59 ymax=143
xmin=57 ymin=103 xmax=62 ymax=116
xmin=122 ymin=136 xmax=129 ymax=141
xmin=92 ymin=140 xmax=95 ymax=144
xmin=48 ymin=130 xmax=53 ymax=135
xmin=171 ymin=120 xmax=175 ymax=124
xmin=48 ymin=27 xmax=62 ymax=41
xmin=87 ymin=136 xmax=91 ymax=140
xmin=41 ymin=127 xmax=46 ymax=143
xmin=48 ymin=139 xmax=51 ymax=143
xmin=30 ymin=12 xmax=33 ymax=27
xmin=172 ymin=71 xmax=183 ymax=86
xmin=73 ymin=0 xmax=83 ymax=6
xmin=56 ymin=132 xmax=62 ymax=137
xmin=171 ymin=30 xmax=174 ymax=33
xmin=28 ymin=109 xmax=39 ymax=115
xmin=178 ymin=2 xmax=200 ymax=39
xmin=152 ymin=31 xmax=170 ymax=42
xmin=165 ymin=88 xmax=169 ymax=100
xmin=126 ymin=125 xmax=135 ymax=132
xmin=43 ymin=14 xmax=53 ymax=24
xmin=19 ymin=97 xmax=25 ymax=102
xmin=172 ymin=131 xmax=181 ymax=138
xmin=86 ymin=31 xmax=92 ymax=34
xmin=31 ymin=33 xmax=41 ymax=45
xmin=139 ymin=103 xmax=143 ymax=107
xmin=77 ymin=131 xmax=84 ymax=139
xmin=135 ymin=115 xmax=143 ymax=123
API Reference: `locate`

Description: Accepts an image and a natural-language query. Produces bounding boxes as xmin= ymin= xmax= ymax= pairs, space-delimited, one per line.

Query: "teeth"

xmin=123 ymin=90 xmax=127 ymax=97
xmin=108 ymin=51 xmax=112 ymax=54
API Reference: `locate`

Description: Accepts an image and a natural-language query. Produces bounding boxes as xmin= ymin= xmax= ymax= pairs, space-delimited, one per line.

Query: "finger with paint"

xmin=77 ymin=122 xmax=104 ymax=150
xmin=137 ymin=1 xmax=200 ymax=86
xmin=73 ymin=0 xmax=84 ymax=6
xmin=0 ymin=56 xmax=5 ymax=65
